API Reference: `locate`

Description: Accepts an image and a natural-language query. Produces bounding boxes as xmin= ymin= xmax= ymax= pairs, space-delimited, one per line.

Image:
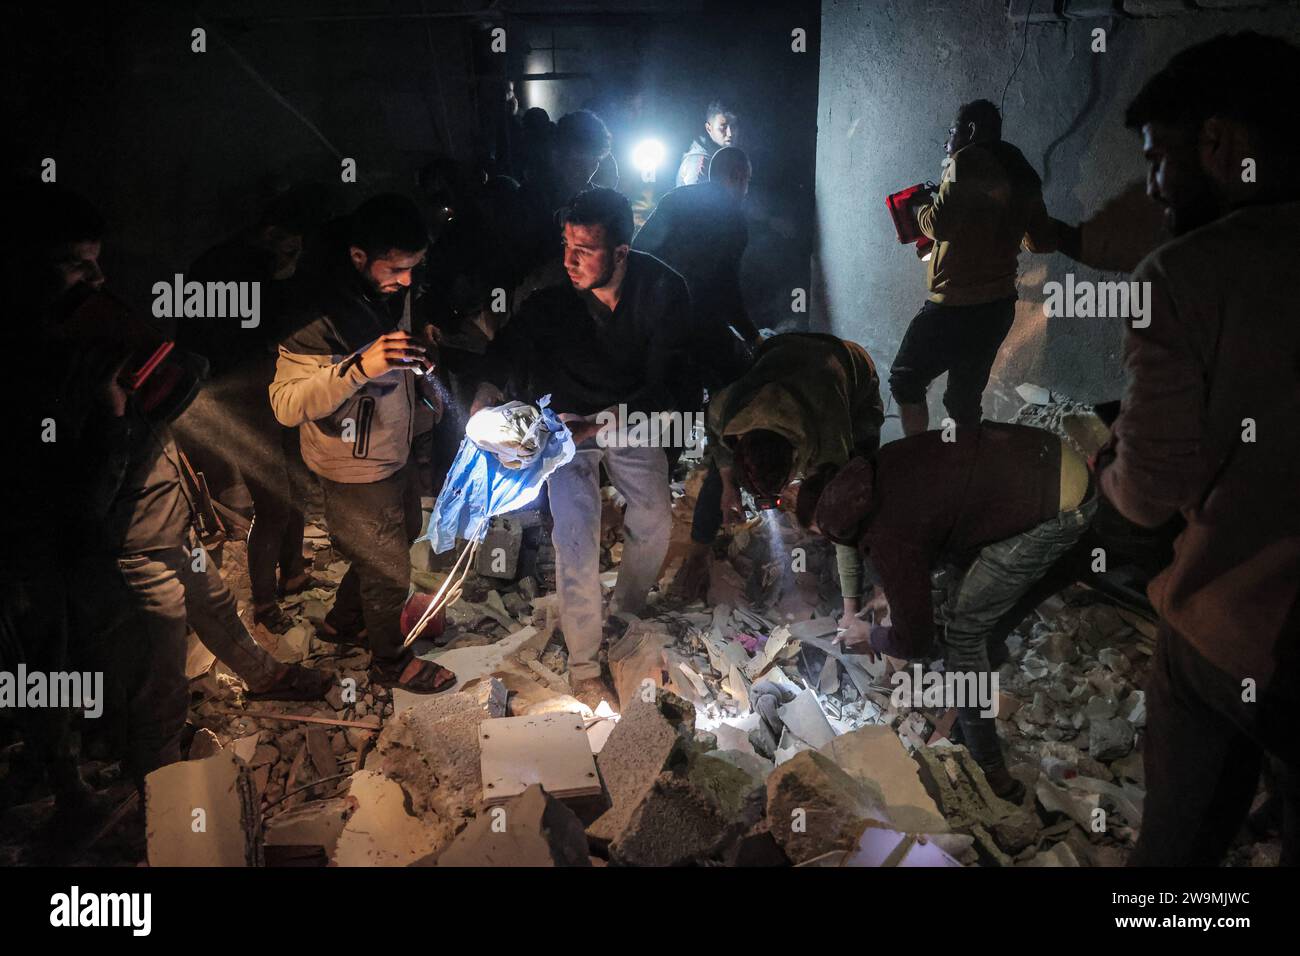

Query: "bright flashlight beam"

xmin=631 ymin=138 xmax=666 ymax=175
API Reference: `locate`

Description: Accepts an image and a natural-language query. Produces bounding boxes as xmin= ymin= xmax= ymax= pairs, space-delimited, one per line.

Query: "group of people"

xmin=4 ymin=30 xmax=1297 ymax=869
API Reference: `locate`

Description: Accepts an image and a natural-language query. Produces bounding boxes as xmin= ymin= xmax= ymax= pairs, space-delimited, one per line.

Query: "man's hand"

xmin=864 ymin=585 xmax=891 ymax=626
xmin=835 ymin=614 xmax=876 ymax=660
xmin=470 ymin=382 xmax=505 ymax=416
xmin=358 ymin=331 xmax=429 ymax=380
xmin=719 ymin=467 xmax=746 ymax=526
xmin=558 ymin=412 xmax=602 ymax=445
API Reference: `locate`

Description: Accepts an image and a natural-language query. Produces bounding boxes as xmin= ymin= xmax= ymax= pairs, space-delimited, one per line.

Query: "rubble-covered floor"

xmin=0 ymin=461 xmax=1287 ymax=868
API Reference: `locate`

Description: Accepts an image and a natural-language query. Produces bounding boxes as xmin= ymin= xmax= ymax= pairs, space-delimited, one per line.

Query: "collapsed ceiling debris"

xmin=0 ymin=453 xmax=1282 ymax=869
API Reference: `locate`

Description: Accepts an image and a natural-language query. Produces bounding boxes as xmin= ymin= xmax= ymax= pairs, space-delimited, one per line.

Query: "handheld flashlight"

xmin=631 ymin=138 xmax=666 ymax=183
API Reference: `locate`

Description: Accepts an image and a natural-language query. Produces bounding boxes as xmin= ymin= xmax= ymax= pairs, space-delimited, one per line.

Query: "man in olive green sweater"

xmin=890 ymin=99 xmax=1057 ymax=436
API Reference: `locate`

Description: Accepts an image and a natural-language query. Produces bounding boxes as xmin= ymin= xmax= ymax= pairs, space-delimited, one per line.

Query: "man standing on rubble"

xmin=671 ymin=333 xmax=883 ymax=607
xmin=271 ymin=194 xmax=456 ymax=695
xmin=1099 ymin=33 xmax=1300 ymax=866
xmin=799 ymin=422 xmax=1096 ymax=801
xmin=889 ymin=99 xmax=1057 ymax=436
xmin=473 ymin=187 xmax=693 ymax=709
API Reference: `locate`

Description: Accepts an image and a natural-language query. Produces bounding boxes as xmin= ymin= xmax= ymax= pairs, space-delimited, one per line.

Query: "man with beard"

xmin=474 ymin=187 xmax=692 ymax=708
xmin=1100 ymin=32 xmax=1300 ymax=866
xmin=271 ymin=194 xmax=456 ymax=695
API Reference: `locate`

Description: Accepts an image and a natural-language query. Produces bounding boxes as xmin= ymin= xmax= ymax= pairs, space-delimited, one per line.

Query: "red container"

xmin=886 ymin=183 xmax=936 ymax=258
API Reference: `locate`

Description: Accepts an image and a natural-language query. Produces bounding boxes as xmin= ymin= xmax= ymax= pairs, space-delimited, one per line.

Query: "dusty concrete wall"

xmin=812 ymin=0 xmax=1300 ymax=439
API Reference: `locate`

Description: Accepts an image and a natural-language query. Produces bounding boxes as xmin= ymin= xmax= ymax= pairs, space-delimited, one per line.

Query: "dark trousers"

xmin=941 ymin=494 xmax=1097 ymax=772
xmin=1130 ymin=621 xmax=1300 ymax=866
xmin=320 ymin=462 xmax=422 ymax=663
xmin=691 ymin=461 xmax=725 ymax=545
xmin=888 ymin=296 xmax=1016 ymax=426
xmin=91 ymin=539 xmax=280 ymax=784
xmin=245 ymin=426 xmax=308 ymax=606
xmin=0 ymin=576 xmax=81 ymax=796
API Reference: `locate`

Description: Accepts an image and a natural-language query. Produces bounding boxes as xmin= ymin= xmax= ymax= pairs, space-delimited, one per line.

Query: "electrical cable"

xmin=1001 ymin=0 xmax=1035 ymax=117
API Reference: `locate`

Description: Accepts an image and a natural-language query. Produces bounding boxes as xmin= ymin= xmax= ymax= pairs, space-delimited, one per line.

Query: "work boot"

xmin=984 ymin=765 xmax=1027 ymax=805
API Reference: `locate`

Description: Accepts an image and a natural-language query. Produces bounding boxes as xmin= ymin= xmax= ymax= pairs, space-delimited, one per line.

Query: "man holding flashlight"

xmin=687 ymin=333 xmax=883 ymax=612
xmin=271 ymin=194 xmax=455 ymax=694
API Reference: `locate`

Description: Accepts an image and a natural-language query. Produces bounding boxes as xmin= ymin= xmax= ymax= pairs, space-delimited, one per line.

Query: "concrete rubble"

xmin=33 ymin=455 xmax=1274 ymax=869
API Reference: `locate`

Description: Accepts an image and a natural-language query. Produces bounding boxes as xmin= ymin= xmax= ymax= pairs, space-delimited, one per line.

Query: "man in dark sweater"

xmin=1101 ymin=34 xmax=1300 ymax=866
xmin=634 ymin=145 xmax=758 ymax=388
xmin=475 ymin=188 xmax=693 ymax=708
xmin=890 ymin=99 xmax=1057 ymax=435
xmin=801 ymin=422 xmax=1095 ymax=799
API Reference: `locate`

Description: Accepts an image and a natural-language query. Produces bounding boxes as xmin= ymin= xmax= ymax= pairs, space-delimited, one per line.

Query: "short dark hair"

xmin=732 ymin=429 xmax=794 ymax=499
xmin=1125 ymin=32 xmax=1300 ymax=159
xmin=560 ymin=187 xmax=633 ymax=247
xmin=11 ymin=183 xmax=106 ymax=251
xmin=260 ymin=184 xmax=327 ymax=236
xmin=709 ymin=146 xmax=751 ymax=182
xmin=555 ymin=109 xmax=611 ymax=159
xmin=794 ymin=463 xmax=837 ymax=530
xmin=348 ymin=193 xmax=426 ymax=259
xmin=706 ymin=99 xmax=737 ymax=122
xmin=957 ymin=99 xmax=1002 ymax=141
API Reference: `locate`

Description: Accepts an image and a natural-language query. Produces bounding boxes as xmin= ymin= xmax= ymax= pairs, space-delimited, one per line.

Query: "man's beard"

xmin=572 ymin=261 xmax=616 ymax=292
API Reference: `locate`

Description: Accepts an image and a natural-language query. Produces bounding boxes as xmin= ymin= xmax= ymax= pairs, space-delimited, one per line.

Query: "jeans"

xmin=940 ymin=493 xmax=1097 ymax=772
xmin=106 ymin=537 xmax=282 ymax=781
xmin=888 ymin=297 xmax=1016 ymax=426
xmin=320 ymin=461 xmax=422 ymax=663
xmin=1130 ymin=619 xmax=1300 ymax=866
xmin=546 ymin=442 xmax=671 ymax=681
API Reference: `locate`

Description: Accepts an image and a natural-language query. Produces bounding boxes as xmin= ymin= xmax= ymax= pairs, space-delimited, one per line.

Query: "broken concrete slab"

xmin=586 ymin=690 xmax=695 ymax=852
xmin=375 ymin=692 xmax=490 ymax=853
xmin=479 ymin=713 xmax=601 ymax=805
xmin=332 ymin=770 xmax=442 ymax=866
xmin=145 ymin=750 xmax=260 ymax=867
xmin=765 ymin=750 xmax=892 ymax=865
xmin=820 ymin=726 xmax=948 ymax=834
xmin=427 ymin=784 xmax=591 ymax=867
xmin=188 ymin=727 xmax=222 ymax=760
xmin=776 ymin=689 xmax=836 ymax=749
xmin=263 ymin=797 xmax=350 ymax=857
xmin=913 ymin=746 xmax=1038 ymax=858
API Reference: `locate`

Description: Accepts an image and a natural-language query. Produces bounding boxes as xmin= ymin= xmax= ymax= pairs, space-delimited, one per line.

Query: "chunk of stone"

xmin=145 ymin=751 xmax=260 ymax=867
xmin=1040 ymin=633 xmax=1077 ymax=664
xmin=332 ymin=770 xmax=441 ymax=866
xmin=765 ymin=750 xmax=891 ymax=865
xmin=1089 ymin=716 xmax=1135 ymax=760
xmin=820 ymin=726 xmax=948 ymax=833
xmin=428 ymin=784 xmax=591 ymax=867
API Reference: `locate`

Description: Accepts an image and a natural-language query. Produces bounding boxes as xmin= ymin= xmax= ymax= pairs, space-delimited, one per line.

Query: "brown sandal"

xmin=371 ymin=655 xmax=456 ymax=695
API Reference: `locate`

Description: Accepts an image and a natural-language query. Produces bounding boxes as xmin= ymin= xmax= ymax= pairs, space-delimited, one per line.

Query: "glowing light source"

xmin=631 ymin=138 xmax=666 ymax=181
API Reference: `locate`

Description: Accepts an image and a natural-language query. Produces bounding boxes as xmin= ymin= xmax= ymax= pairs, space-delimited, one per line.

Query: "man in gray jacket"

xmin=272 ymin=195 xmax=455 ymax=694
